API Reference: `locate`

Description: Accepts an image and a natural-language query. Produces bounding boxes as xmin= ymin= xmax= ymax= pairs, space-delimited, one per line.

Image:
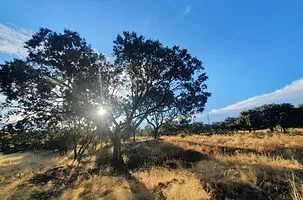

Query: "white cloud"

xmin=0 ymin=24 xmax=33 ymax=58
xmin=199 ymin=78 xmax=303 ymax=122
xmin=184 ymin=5 xmax=191 ymax=15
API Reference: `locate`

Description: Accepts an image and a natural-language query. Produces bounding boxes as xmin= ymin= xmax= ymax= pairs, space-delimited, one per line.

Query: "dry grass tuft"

xmin=134 ymin=167 xmax=210 ymax=200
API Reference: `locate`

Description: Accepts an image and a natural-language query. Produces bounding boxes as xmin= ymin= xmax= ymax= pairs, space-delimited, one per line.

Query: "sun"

xmin=97 ymin=106 xmax=107 ymax=116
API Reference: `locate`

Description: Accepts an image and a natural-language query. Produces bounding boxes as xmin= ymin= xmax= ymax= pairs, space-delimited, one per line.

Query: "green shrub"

xmin=177 ymin=133 xmax=186 ymax=138
xmin=44 ymin=132 xmax=71 ymax=154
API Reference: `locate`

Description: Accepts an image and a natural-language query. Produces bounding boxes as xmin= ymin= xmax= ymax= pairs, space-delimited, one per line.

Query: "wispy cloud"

xmin=184 ymin=5 xmax=191 ymax=15
xmin=0 ymin=24 xmax=33 ymax=58
xmin=199 ymin=78 xmax=303 ymax=122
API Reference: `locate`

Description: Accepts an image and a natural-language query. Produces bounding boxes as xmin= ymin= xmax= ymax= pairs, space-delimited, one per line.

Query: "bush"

xmin=44 ymin=132 xmax=71 ymax=154
xmin=0 ymin=130 xmax=46 ymax=153
xmin=0 ymin=129 xmax=72 ymax=154
xmin=177 ymin=133 xmax=186 ymax=138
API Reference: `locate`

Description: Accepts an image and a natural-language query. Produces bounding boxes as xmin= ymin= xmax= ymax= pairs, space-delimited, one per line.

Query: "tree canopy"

xmin=0 ymin=29 xmax=211 ymax=166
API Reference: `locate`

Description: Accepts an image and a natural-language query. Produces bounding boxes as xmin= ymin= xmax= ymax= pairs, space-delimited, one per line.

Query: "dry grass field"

xmin=0 ymin=132 xmax=302 ymax=200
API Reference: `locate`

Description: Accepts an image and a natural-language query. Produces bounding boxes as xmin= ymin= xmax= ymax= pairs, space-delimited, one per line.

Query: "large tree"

xmin=0 ymin=28 xmax=111 ymax=160
xmin=259 ymin=104 xmax=280 ymax=132
xmin=0 ymin=29 xmax=210 ymax=167
xmin=276 ymin=103 xmax=298 ymax=133
xmin=108 ymin=31 xmax=210 ymax=166
xmin=240 ymin=108 xmax=264 ymax=132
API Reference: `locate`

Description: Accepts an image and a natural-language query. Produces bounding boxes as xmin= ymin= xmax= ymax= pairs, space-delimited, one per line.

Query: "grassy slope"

xmin=0 ymin=132 xmax=302 ymax=200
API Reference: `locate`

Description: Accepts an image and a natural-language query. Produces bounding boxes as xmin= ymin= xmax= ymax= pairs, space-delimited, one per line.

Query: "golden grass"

xmin=162 ymin=133 xmax=303 ymax=170
xmin=0 ymin=151 xmax=73 ymax=200
xmin=60 ymin=175 xmax=152 ymax=200
xmin=163 ymin=133 xmax=303 ymax=152
xmin=0 ymin=132 xmax=302 ymax=199
xmin=134 ymin=167 xmax=210 ymax=200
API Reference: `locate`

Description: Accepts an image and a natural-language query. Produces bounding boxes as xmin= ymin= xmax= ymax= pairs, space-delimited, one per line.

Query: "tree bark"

xmin=72 ymin=135 xmax=78 ymax=160
xmin=154 ymin=128 xmax=159 ymax=140
xmin=73 ymin=145 xmax=78 ymax=160
xmin=111 ymin=134 xmax=123 ymax=168
xmin=133 ymin=131 xmax=136 ymax=143
xmin=282 ymin=127 xmax=287 ymax=133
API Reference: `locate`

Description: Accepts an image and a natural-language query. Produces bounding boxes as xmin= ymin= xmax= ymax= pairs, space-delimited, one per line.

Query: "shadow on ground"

xmin=121 ymin=140 xmax=209 ymax=170
xmin=27 ymin=165 xmax=83 ymax=199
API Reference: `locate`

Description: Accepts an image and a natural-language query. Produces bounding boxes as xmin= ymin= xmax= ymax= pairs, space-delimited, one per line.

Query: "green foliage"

xmin=139 ymin=125 xmax=153 ymax=137
xmin=0 ymin=29 xmax=210 ymax=166
xmin=160 ymin=121 xmax=179 ymax=136
xmin=1 ymin=131 xmax=40 ymax=153
xmin=44 ymin=131 xmax=71 ymax=154
xmin=159 ymin=102 xmax=303 ymax=136
xmin=203 ymin=103 xmax=303 ymax=134
xmin=0 ymin=128 xmax=71 ymax=154
xmin=177 ymin=133 xmax=186 ymax=138
xmin=0 ymin=28 xmax=107 ymax=159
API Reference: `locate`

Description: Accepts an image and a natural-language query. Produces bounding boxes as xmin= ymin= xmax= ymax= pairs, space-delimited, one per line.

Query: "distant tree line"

xmin=159 ymin=103 xmax=303 ymax=136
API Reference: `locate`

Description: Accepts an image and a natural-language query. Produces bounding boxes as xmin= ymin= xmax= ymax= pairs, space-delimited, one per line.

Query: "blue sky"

xmin=1 ymin=0 xmax=303 ymax=122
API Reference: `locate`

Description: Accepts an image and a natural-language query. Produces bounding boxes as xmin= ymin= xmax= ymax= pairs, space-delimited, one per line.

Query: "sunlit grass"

xmin=134 ymin=167 xmax=210 ymax=200
xmin=0 ymin=131 xmax=302 ymax=199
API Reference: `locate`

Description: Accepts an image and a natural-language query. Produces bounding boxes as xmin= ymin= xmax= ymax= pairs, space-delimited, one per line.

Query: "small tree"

xmin=146 ymin=109 xmax=179 ymax=139
xmin=224 ymin=117 xmax=239 ymax=132
xmin=277 ymin=103 xmax=297 ymax=133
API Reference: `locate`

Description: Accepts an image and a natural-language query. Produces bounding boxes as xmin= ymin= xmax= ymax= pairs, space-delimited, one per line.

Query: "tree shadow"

xmin=205 ymin=181 xmax=266 ymax=200
xmin=122 ymin=140 xmax=209 ymax=170
xmin=25 ymin=165 xmax=82 ymax=199
xmin=103 ymin=139 xmax=299 ymax=199
xmin=116 ymin=170 xmax=155 ymax=200
xmin=6 ymin=138 xmax=299 ymax=199
xmin=90 ymin=140 xmax=210 ymax=199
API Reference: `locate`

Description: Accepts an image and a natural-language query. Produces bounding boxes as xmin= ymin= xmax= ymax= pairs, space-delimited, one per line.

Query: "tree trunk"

xmin=282 ymin=127 xmax=287 ymax=133
xmin=73 ymin=145 xmax=78 ymax=160
xmin=154 ymin=128 xmax=159 ymax=140
xmin=133 ymin=131 xmax=136 ymax=143
xmin=72 ymin=136 xmax=78 ymax=160
xmin=111 ymin=134 xmax=123 ymax=168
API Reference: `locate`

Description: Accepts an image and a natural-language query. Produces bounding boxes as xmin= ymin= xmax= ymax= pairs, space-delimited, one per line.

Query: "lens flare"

xmin=97 ymin=107 xmax=107 ymax=116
